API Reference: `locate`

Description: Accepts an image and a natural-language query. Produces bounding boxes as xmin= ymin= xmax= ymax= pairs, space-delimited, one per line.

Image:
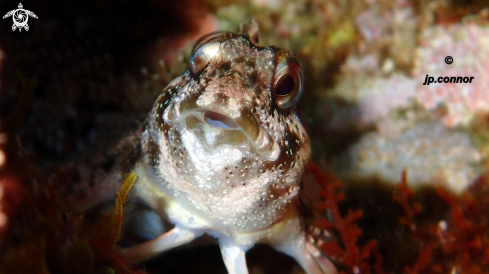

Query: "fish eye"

xmin=274 ymin=74 xmax=295 ymax=96
xmin=272 ymin=52 xmax=303 ymax=109
xmin=189 ymin=31 xmax=235 ymax=75
xmin=189 ymin=41 xmax=221 ymax=75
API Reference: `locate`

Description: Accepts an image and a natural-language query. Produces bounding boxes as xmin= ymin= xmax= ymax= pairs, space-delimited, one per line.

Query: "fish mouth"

xmin=163 ymin=105 xmax=279 ymax=160
xmin=198 ymin=110 xmax=241 ymax=130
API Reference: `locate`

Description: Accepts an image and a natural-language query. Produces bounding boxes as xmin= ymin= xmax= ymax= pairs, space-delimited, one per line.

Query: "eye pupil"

xmin=274 ymin=74 xmax=295 ymax=96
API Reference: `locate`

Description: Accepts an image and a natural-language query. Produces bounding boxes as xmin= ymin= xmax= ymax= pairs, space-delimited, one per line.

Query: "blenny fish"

xmin=121 ymin=25 xmax=337 ymax=274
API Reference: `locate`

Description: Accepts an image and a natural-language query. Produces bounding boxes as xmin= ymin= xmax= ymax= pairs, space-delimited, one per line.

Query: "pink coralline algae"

xmin=413 ymin=23 xmax=489 ymax=128
xmin=342 ymin=73 xmax=416 ymax=127
xmin=344 ymin=122 xmax=482 ymax=193
xmin=329 ymin=53 xmax=417 ymax=130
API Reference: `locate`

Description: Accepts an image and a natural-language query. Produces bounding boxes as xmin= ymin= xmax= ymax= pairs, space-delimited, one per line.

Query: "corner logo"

xmin=3 ymin=3 xmax=38 ymax=32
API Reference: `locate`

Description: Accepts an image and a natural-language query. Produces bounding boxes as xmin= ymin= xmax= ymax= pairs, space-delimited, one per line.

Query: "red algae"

xmin=0 ymin=150 xmax=146 ymax=274
xmin=393 ymin=171 xmax=422 ymax=234
xmin=308 ymin=164 xmax=489 ymax=274
xmin=391 ymin=170 xmax=489 ymax=273
xmin=0 ymin=74 xmax=145 ymax=274
xmin=432 ymin=178 xmax=489 ymax=273
xmin=393 ymin=171 xmax=432 ymax=274
xmin=309 ymin=163 xmax=383 ymax=274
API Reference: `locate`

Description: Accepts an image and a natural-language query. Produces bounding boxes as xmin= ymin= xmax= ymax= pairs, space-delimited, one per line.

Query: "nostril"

xmin=203 ymin=111 xmax=240 ymax=129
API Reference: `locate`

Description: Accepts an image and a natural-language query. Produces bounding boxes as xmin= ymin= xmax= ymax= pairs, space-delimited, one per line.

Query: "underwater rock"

xmin=413 ymin=23 xmax=489 ymax=128
xmin=321 ymin=20 xmax=489 ymax=195
xmin=332 ymin=72 xmax=417 ymax=128
xmin=339 ymin=122 xmax=482 ymax=193
xmin=355 ymin=0 xmax=418 ymax=69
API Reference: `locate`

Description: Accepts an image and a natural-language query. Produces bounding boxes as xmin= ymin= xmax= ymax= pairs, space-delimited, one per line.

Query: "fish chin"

xmin=178 ymin=125 xmax=248 ymax=180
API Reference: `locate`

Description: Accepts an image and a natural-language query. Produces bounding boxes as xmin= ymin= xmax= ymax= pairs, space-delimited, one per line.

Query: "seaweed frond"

xmin=393 ymin=171 xmax=423 ymax=234
xmin=404 ymin=247 xmax=432 ymax=274
xmin=392 ymin=170 xmax=489 ymax=273
xmin=309 ymin=162 xmax=382 ymax=274
xmin=0 ymin=140 xmax=145 ymax=274
xmin=91 ymin=172 xmax=137 ymax=248
xmin=393 ymin=171 xmax=434 ymax=274
xmin=433 ymin=180 xmax=489 ymax=273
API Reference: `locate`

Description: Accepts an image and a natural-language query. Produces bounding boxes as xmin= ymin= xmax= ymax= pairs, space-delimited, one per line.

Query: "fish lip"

xmin=164 ymin=106 xmax=280 ymax=160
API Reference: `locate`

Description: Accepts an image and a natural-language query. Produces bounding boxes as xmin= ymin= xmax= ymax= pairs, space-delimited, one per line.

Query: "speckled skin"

xmin=125 ymin=30 xmax=336 ymax=274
